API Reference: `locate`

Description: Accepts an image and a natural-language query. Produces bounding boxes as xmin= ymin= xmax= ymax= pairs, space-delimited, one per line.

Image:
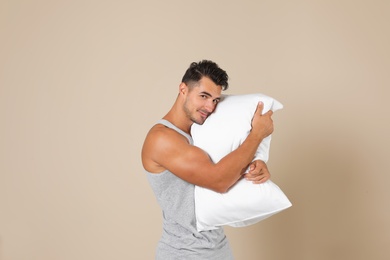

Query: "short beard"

xmin=183 ymin=99 xmax=204 ymax=125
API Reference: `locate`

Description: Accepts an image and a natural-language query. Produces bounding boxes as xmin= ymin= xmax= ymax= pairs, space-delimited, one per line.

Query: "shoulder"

xmin=141 ymin=124 xmax=190 ymax=172
xmin=146 ymin=124 xmax=190 ymax=147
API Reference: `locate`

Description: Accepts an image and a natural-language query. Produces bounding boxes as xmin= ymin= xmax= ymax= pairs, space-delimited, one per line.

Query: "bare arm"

xmin=142 ymin=102 xmax=273 ymax=193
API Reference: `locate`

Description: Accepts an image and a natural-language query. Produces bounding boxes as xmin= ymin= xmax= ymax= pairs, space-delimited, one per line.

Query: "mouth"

xmin=198 ymin=110 xmax=210 ymax=120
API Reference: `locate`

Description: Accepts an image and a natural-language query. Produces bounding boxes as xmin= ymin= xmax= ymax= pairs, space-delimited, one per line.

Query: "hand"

xmin=251 ymin=102 xmax=274 ymax=140
xmin=245 ymin=160 xmax=271 ymax=184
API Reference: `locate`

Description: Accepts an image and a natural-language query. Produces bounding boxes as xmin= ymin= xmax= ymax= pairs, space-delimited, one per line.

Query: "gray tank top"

xmin=146 ymin=119 xmax=234 ymax=260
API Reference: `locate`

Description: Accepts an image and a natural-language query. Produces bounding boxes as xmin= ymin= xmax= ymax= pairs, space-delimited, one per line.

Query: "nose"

xmin=204 ymin=100 xmax=216 ymax=113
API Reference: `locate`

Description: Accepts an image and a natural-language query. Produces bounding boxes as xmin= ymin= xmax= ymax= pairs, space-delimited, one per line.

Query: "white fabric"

xmin=191 ymin=93 xmax=292 ymax=232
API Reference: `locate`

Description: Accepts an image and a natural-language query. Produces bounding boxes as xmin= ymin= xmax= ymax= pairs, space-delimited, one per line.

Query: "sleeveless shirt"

xmin=145 ymin=119 xmax=234 ymax=260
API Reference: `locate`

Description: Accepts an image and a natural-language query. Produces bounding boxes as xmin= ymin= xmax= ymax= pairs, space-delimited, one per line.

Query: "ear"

xmin=179 ymin=82 xmax=188 ymax=95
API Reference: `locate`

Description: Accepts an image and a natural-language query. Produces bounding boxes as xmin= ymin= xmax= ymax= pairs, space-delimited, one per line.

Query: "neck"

xmin=163 ymin=99 xmax=193 ymax=134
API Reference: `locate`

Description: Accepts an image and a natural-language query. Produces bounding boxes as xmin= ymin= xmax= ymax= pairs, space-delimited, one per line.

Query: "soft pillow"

xmin=191 ymin=93 xmax=292 ymax=232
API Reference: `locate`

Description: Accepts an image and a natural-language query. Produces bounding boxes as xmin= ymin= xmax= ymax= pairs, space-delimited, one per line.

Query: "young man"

xmin=142 ymin=60 xmax=274 ymax=259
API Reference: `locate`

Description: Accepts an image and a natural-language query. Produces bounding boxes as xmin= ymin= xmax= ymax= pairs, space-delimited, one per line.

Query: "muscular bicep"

xmin=155 ymin=134 xmax=217 ymax=187
xmin=143 ymin=128 xmax=218 ymax=187
xmin=142 ymin=126 xmax=241 ymax=192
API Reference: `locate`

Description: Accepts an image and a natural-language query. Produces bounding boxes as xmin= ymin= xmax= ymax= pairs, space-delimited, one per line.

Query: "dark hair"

xmin=181 ymin=60 xmax=229 ymax=91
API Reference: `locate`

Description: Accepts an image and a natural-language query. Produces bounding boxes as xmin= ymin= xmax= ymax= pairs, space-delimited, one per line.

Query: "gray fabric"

xmin=145 ymin=119 xmax=234 ymax=260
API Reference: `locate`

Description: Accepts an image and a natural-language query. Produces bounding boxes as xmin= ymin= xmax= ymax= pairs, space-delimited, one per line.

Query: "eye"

xmin=213 ymin=99 xmax=220 ymax=104
xmin=200 ymin=95 xmax=208 ymax=99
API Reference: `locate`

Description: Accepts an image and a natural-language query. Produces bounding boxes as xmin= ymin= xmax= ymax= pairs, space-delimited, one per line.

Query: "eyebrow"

xmin=200 ymin=91 xmax=221 ymax=101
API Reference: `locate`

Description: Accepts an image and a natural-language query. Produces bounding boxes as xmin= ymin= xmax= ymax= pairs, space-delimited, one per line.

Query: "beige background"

xmin=1 ymin=0 xmax=389 ymax=259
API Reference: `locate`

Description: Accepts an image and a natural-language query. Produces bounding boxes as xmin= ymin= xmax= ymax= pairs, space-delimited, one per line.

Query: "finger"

xmin=252 ymin=175 xmax=269 ymax=184
xmin=245 ymin=171 xmax=263 ymax=180
xmin=247 ymin=169 xmax=257 ymax=176
xmin=255 ymin=101 xmax=264 ymax=115
xmin=247 ymin=171 xmax=270 ymax=182
xmin=245 ymin=173 xmax=257 ymax=180
xmin=247 ymin=161 xmax=258 ymax=174
xmin=255 ymin=172 xmax=270 ymax=182
xmin=249 ymin=173 xmax=266 ymax=182
xmin=249 ymin=163 xmax=255 ymax=172
xmin=264 ymin=109 xmax=273 ymax=116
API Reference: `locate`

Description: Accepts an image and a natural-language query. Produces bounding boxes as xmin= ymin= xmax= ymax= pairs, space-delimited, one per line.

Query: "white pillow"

xmin=191 ymin=93 xmax=292 ymax=232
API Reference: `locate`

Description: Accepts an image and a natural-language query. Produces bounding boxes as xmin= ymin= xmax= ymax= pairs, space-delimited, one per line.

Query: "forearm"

xmin=212 ymin=132 xmax=263 ymax=192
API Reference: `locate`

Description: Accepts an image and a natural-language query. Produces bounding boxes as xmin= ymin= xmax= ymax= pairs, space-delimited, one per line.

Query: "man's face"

xmin=183 ymin=77 xmax=222 ymax=125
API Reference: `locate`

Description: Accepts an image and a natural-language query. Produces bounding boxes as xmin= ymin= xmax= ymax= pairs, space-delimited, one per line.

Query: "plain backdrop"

xmin=1 ymin=0 xmax=389 ymax=259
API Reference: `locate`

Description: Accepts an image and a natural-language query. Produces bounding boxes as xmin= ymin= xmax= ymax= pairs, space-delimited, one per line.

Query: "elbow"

xmin=209 ymin=187 xmax=228 ymax=194
xmin=211 ymin=186 xmax=227 ymax=194
xmin=215 ymin=186 xmax=229 ymax=194
xmin=210 ymin=180 xmax=232 ymax=193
